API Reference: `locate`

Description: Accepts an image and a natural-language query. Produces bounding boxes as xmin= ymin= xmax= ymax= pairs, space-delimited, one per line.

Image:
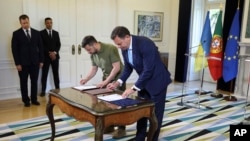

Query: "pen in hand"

xmin=80 ymin=75 xmax=85 ymax=85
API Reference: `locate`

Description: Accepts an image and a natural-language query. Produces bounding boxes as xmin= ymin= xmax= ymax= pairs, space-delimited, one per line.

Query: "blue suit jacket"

xmin=11 ymin=28 xmax=44 ymax=66
xmin=120 ymin=35 xmax=172 ymax=96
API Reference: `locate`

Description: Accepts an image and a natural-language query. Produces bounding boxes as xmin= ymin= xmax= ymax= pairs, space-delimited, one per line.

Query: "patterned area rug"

xmin=1 ymin=89 xmax=250 ymax=141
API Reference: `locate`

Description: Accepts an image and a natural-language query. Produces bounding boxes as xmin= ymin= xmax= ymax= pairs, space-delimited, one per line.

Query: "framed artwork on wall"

xmin=134 ymin=11 xmax=163 ymax=42
xmin=241 ymin=0 xmax=250 ymax=42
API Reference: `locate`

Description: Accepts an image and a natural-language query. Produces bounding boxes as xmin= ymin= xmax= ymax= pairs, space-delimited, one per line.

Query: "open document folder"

xmin=72 ymin=85 xmax=97 ymax=91
xmin=84 ymin=88 xmax=113 ymax=95
xmin=97 ymin=94 xmax=141 ymax=107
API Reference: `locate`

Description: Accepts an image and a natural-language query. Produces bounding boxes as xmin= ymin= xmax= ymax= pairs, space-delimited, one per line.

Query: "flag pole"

xmin=192 ymin=50 xmax=213 ymax=109
xmin=222 ymin=2 xmax=241 ymax=101
xmin=197 ymin=52 xmax=205 ymax=108
xmin=196 ymin=51 xmax=209 ymax=109
xmin=195 ymin=51 xmax=211 ymax=95
xmin=210 ymin=58 xmax=223 ymax=98
xmin=223 ymin=80 xmax=237 ymax=101
xmin=177 ymin=50 xmax=193 ymax=106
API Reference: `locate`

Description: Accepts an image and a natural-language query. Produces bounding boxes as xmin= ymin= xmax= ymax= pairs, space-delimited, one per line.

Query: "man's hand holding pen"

xmin=80 ymin=79 xmax=88 ymax=85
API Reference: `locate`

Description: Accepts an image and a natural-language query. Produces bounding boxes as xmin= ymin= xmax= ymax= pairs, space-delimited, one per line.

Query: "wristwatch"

xmin=131 ymin=87 xmax=137 ymax=91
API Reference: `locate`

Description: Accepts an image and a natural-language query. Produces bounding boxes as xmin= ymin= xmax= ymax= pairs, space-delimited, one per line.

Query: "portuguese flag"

xmin=208 ymin=10 xmax=223 ymax=81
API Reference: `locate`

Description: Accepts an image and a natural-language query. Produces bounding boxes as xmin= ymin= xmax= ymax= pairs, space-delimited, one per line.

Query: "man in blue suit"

xmin=11 ymin=14 xmax=44 ymax=107
xmin=107 ymin=26 xmax=172 ymax=141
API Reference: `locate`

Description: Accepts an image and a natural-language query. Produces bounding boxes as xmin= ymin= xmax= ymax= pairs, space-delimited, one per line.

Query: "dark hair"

xmin=82 ymin=35 xmax=97 ymax=48
xmin=110 ymin=26 xmax=130 ymax=40
xmin=45 ymin=17 xmax=52 ymax=22
xmin=19 ymin=14 xmax=29 ymax=21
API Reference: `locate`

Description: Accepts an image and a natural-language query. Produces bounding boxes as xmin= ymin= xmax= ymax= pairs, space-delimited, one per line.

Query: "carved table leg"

xmin=95 ymin=117 xmax=104 ymax=141
xmin=147 ymin=107 xmax=158 ymax=141
xmin=46 ymin=100 xmax=55 ymax=141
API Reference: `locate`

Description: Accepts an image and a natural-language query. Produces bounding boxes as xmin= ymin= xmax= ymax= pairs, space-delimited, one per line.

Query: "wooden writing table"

xmin=46 ymin=88 xmax=157 ymax=141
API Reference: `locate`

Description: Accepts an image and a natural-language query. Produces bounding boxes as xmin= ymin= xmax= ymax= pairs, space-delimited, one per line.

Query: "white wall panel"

xmin=0 ymin=0 xmax=178 ymax=100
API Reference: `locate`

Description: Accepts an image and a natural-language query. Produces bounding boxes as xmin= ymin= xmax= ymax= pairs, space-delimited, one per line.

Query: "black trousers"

xmin=18 ymin=65 xmax=39 ymax=103
xmin=41 ymin=59 xmax=60 ymax=93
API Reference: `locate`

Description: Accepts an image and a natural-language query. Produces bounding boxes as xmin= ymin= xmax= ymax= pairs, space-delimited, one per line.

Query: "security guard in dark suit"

xmin=11 ymin=14 xmax=44 ymax=107
xmin=40 ymin=17 xmax=61 ymax=96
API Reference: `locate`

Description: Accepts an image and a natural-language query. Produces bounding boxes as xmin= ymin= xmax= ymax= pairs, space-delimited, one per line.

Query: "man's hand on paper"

xmin=96 ymin=81 xmax=108 ymax=88
xmin=122 ymin=89 xmax=135 ymax=98
xmin=106 ymin=81 xmax=119 ymax=90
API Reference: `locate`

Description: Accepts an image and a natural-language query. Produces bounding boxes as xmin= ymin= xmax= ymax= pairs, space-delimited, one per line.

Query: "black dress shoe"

xmin=50 ymin=89 xmax=60 ymax=93
xmin=112 ymin=128 xmax=126 ymax=139
xmin=40 ymin=92 xmax=45 ymax=97
xmin=24 ymin=103 xmax=30 ymax=107
xmin=32 ymin=101 xmax=40 ymax=105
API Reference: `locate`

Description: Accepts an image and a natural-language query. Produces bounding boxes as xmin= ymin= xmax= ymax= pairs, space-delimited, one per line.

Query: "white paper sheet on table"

xmin=73 ymin=85 xmax=97 ymax=91
xmin=97 ymin=94 xmax=123 ymax=102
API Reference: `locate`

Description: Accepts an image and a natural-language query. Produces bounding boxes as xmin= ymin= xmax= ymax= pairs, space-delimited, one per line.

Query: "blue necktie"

xmin=128 ymin=49 xmax=133 ymax=65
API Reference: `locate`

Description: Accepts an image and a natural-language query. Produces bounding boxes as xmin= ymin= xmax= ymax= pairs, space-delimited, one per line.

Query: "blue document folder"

xmin=109 ymin=98 xmax=141 ymax=107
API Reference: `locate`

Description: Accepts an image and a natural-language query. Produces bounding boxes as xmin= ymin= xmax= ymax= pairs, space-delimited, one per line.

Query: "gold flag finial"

xmin=219 ymin=3 xmax=223 ymax=10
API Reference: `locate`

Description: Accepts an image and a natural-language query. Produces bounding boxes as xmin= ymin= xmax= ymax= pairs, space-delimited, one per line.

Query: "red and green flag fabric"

xmin=208 ymin=10 xmax=223 ymax=81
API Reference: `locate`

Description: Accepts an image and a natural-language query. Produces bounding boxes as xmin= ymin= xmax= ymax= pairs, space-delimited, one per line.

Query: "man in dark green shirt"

xmin=80 ymin=35 xmax=125 ymax=138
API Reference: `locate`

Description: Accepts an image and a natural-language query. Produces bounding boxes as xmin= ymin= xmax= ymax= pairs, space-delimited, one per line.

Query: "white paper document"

xmin=73 ymin=85 xmax=97 ymax=91
xmin=97 ymin=94 xmax=123 ymax=102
